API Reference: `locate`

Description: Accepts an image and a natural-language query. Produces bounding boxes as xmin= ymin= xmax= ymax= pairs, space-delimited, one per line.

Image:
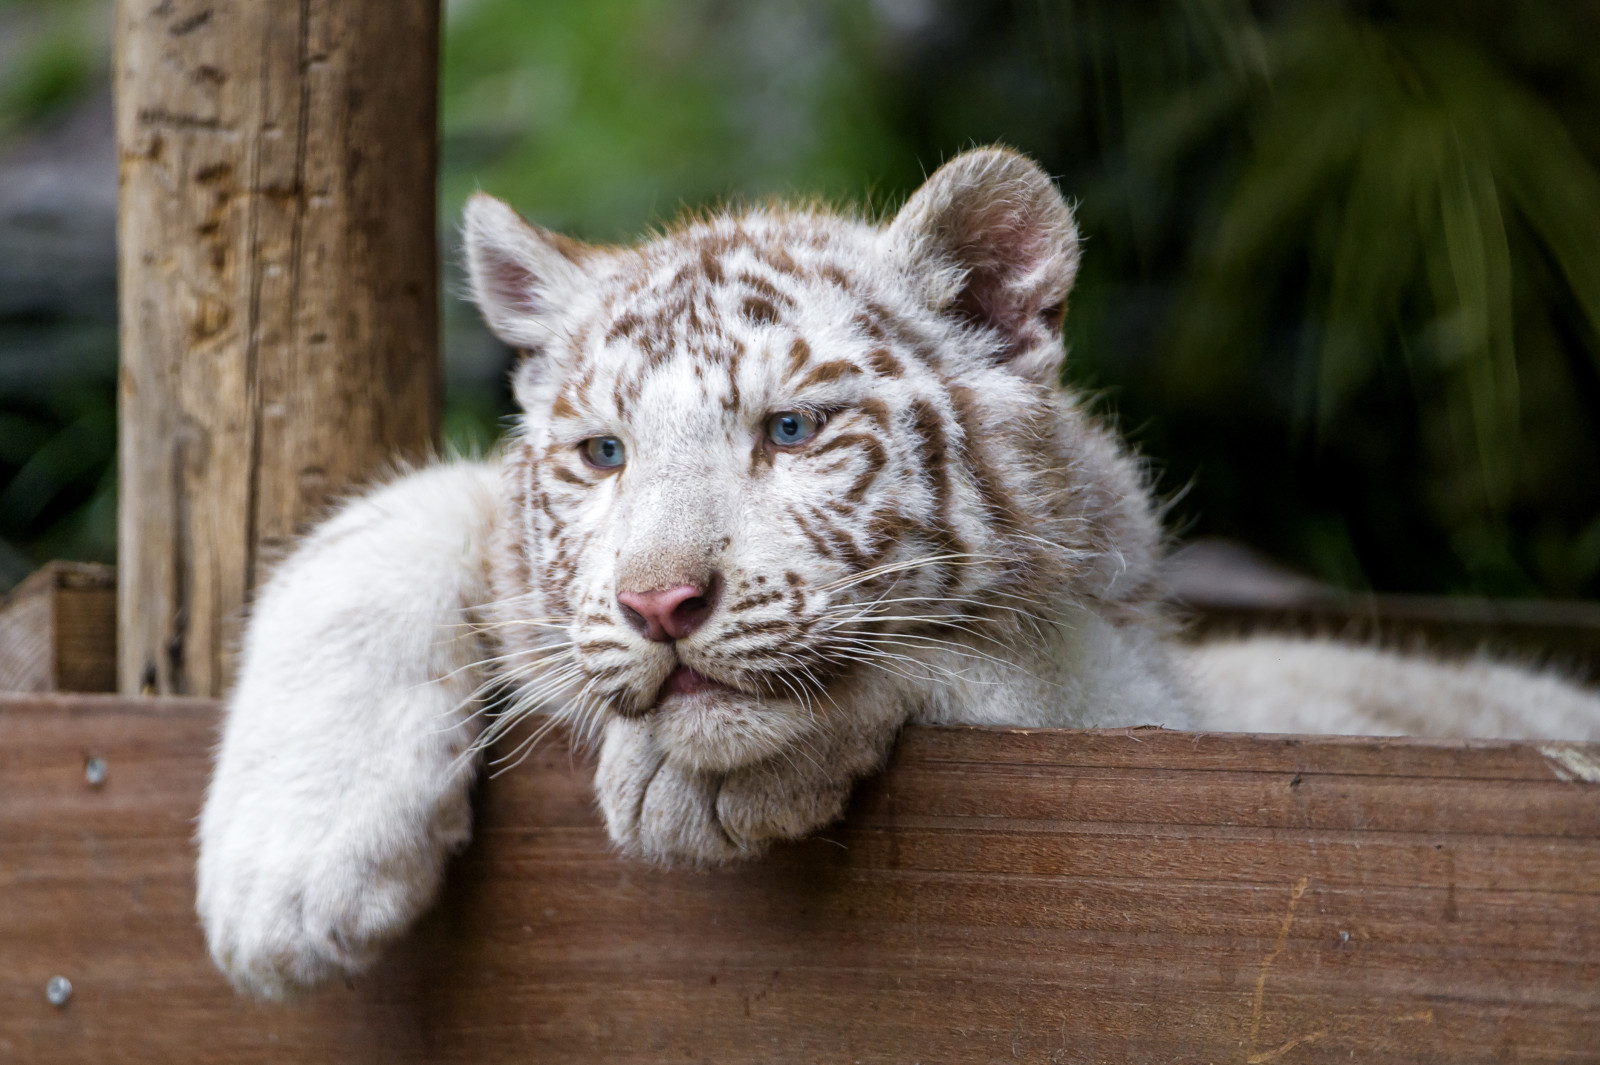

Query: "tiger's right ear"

xmin=462 ymin=192 xmax=595 ymax=352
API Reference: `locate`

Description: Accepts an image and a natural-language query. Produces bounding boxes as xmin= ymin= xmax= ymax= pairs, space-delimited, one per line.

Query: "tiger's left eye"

xmin=580 ymin=436 xmax=626 ymax=470
xmin=766 ymin=410 xmax=820 ymax=447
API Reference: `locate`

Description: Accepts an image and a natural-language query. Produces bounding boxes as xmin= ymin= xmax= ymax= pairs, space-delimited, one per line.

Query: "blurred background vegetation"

xmin=2 ymin=0 xmax=1598 ymax=598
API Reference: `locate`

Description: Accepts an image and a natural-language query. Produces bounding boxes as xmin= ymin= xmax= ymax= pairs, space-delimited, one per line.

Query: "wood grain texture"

xmin=114 ymin=0 xmax=440 ymax=697
xmin=0 ymin=563 xmax=116 ymax=693
xmin=3 ymin=694 xmax=1598 ymax=1063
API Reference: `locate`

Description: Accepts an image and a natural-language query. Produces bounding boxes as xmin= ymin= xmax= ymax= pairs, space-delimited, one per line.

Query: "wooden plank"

xmin=0 ymin=562 xmax=116 ymax=693
xmin=3 ymin=694 xmax=1598 ymax=1063
xmin=114 ymin=0 xmax=441 ymax=697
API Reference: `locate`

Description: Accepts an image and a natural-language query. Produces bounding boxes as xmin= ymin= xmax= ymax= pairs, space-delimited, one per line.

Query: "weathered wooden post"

xmin=114 ymin=0 xmax=441 ymax=696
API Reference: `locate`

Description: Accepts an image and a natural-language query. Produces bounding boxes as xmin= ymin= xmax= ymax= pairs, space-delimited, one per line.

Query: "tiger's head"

xmin=464 ymin=148 xmax=1162 ymax=773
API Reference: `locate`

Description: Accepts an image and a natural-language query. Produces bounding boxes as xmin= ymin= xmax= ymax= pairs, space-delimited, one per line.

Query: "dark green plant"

xmin=1135 ymin=3 xmax=1600 ymax=594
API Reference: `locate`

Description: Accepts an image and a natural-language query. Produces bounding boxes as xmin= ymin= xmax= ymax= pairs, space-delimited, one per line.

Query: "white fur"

xmin=197 ymin=149 xmax=1600 ymax=1000
xmin=196 ymin=462 xmax=500 ymax=999
xmin=1184 ymin=636 xmax=1600 ymax=740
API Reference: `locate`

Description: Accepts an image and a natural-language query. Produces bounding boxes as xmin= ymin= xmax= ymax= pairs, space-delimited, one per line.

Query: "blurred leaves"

xmin=1122 ymin=3 xmax=1600 ymax=594
xmin=0 ymin=0 xmax=116 ymax=586
xmin=439 ymin=0 xmax=915 ymax=239
xmin=1167 ymin=12 xmax=1600 ymax=496
xmin=0 ymin=0 xmax=105 ymax=138
xmin=0 ymin=378 xmax=116 ymax=588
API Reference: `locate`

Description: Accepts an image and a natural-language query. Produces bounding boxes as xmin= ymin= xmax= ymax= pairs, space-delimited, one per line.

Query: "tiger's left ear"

xmin=885 ymin=148 xmax=1079 ymax=384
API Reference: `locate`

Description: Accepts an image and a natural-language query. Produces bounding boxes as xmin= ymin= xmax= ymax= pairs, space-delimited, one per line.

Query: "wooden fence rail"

xmin=5 ymin=693 xmax=1598 ymax=1063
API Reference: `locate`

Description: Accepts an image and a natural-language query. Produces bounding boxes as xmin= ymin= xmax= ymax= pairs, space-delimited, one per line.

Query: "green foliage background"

xmin=4 ymin=0 xmax=1599 ymax=598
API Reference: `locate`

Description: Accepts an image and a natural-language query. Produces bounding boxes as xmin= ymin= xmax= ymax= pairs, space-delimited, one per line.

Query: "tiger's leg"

xmin=196 ymin=461 xmax=501 ymax=998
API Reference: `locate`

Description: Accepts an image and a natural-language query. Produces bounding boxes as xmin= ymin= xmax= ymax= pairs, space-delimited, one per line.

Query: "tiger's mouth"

xmin=652 ymin=664 xmax=739 ymax=706
xmin=643 ymin=660 xmax=818 ymax=773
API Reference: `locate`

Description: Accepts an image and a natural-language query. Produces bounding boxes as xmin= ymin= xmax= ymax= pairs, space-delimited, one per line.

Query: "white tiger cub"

xmin=196 ymin=148 xmax=1600 ymax=999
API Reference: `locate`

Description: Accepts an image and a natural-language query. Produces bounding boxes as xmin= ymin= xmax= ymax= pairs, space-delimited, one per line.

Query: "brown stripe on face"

xmin=786 ymin=504 xmax=837 ymax=562
xmin=818 ymin=263 xmax=855 ymax=291
xmin=783 ymin=570 xmax=807 ymax=613
xmin=810 ymin=431 xmax=888 ymax=503
xmin=577 ymin=638 xmax=630 ymax=655
xmin=858 ymin=398 xmax=892 ymax=432
xmin=633 ymin=322 xmax=669 ymax=365
xmin=793 ymin=359 xmax=863 ymax=389
xmin=551 ymin=465 xmax=588 ymax=486
xmin=847 ymin=443 xmax=888 ymax=503
xmin=852 ymin=311 xmax=886 ymax=342
xmin=863 ymin=507 xmax=912 ymax=563
xmin=606 ymin=312 xmax=643 ymax=344
xmin=915 ymin=516 xmax=968 ymax=561
xmin=741 ymin=296 xmax=779 ymax=326
xmin=906 ymin=399 xmax=968 ymax=592
xmin=806 ymin=504 xmax=869 ymax=571
xmin=699 ymin=244 xmax=725 ymax=285
xmin=786 ymin=337 xmax=811 ymax=376
xmin=865 ymin=347 xmax=904 ymax=378
xmin=720 ymin=337 xmax=743 ymax=398
xmin=551 ymin=389 xmax=578 ymax=420
xmin=739 ymin=273 xmax=795 ymax=307
xmin=573 ymin=364 xmax=597 ymax=401
xmin=723 ymin=355 xmax=743 ymax=413
xmin=756 ymin=242 xmax=799 ymax=277
xmin=749 ymin=439 xmax=773 ymax=474
xmin=719 ymin=617 xmax=797 ymax=640
xmin=948 ymin=384 xmax=1026 ymax=531
xmin=538 ymin=546 xmax=572 ymax=618
xmin=728 ymin=589 xmax=784 ymax=612
xmin=908 ymin=398 xmax=951 ymax=521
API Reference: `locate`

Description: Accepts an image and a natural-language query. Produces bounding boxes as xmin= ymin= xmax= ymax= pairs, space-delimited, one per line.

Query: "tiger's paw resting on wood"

xmin=196 ymin=147 xmax=1600 ymax=996
xmin=195 ymin=464 xmax=501 ymax=998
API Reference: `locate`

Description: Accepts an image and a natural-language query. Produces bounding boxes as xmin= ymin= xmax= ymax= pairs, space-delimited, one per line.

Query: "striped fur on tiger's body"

xmin=195 ymin=149 xmax=1600 ymax=1000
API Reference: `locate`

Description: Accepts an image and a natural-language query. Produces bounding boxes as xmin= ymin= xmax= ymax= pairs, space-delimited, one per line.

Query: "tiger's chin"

xmin=648 ymin=685 xmax=817 ymax=775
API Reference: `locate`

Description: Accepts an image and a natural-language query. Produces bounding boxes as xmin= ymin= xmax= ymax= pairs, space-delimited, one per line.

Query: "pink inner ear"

xmin=949 ymin=207 xmax=1056 ymax=356
xmin=484 ymin=251 xmax=543 ymax=317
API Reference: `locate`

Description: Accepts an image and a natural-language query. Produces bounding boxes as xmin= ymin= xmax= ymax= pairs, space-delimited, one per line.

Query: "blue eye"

xmin=766 ymin=410 xmax=820 ymax=447
xmin=580 ymin=436 xmax=626 ymax=469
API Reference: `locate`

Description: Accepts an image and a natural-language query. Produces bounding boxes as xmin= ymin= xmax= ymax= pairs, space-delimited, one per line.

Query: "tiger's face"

xmin=466 ymin=149 xmax=1150 ymax=774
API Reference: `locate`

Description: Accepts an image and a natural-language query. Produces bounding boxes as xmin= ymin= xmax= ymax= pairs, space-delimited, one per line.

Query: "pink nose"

xmin=617 ymin=583 xmax=715 ymax=642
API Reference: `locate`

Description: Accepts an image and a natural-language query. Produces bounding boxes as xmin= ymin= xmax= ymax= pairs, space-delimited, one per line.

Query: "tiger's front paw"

xmin=196 ymin=770 xmax=472 ymax=999
xmin=596 ymin=717 xmax=747 ymax=864
xmin=596 ymin=718 xmax=853 ymax=865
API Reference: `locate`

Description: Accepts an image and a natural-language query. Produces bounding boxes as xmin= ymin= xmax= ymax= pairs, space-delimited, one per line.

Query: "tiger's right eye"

xmin=580 ymin=436 xmax=626 ymax=470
